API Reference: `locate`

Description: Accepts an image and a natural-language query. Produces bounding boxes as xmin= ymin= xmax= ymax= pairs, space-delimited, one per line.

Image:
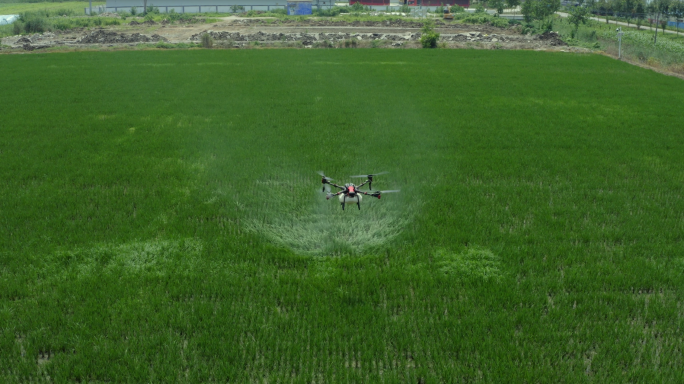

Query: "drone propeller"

xmin=350 ymin=172 xmax=389 ymax=178
xmin=317 ymin=171 xmax=334 ymax=181
xmin=317 ymin=171 xmax=334 ymax=192
xmin=350 ymin=172 xmax=388 ymax=191
xmin=372 ymin=189 xmax=400 ymax=199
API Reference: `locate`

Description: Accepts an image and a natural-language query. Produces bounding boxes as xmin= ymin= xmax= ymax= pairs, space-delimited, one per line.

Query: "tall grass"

xmin=557 ymin=18 xmax=684 ymax=69
xmin=11 ymin=10 xmax=120 ymax=34
xmin=0 ymin=1 xmax=103 ymax=15
xmin=1 ymin=49 xmax=683 ymax=382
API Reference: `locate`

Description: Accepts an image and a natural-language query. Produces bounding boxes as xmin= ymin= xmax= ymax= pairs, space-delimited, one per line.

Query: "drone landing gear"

xmin=357 ymin=202 xmax=361 ymax=210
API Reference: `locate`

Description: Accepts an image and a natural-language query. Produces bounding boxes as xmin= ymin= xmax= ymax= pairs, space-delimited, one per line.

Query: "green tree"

xmin=420 ymin=20 xmax=440 ymax=48
xmin=568 ymin=5 xmax=590 ymax=37
xmin=534 ymin=0 xmax=560 ymax=29
xmin=490 ymin=0 xmax=506 ymax=13
xmin=635 ymin=0 xmax=645 ymax=29
xmin=622 ymin=0 xmax=636 ymax=25
xmin=596 ymin=0 xmax=612 ymax=23
xmin=506 ymin=0 xmax=521 ymax=15
xmin=521 ymin=0 xmax=535 ymax=22
xmin=649 ymin=0 xmax=671 ymax=43
xmin=672 ymin=0 xmax=684 ymax=35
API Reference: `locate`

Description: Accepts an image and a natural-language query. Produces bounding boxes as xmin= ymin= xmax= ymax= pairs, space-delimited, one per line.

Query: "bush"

xmin=270 ymin=8 xmax=288 ymax=15
xmin=13 ymin=21 xmax=24 ymax=35
xmin=420 ymin=20 xmax=439 ymax=48
xmin=230 ymin=5 xmax=245 ymax=13
xmin=130 ymin=7 xmax=138 ymax=16
xmin=22 ymin=15 xmax=48 ymax=33
xmin=462 ymin=14 xmax=491 ymax=24
xmin=201 ymin=33 xmax=214 ymax=48
xmin=146 ymin=6 xmax=160 ymax=14
xmin=490 ymin=17 xmax=509 ymax=28
xmin=450 ymin=5 xmax=465 ymax=13
xmin=521 ymin=23 xmax=538 ymax=34
xmin=350 ymin=2 xmax=366 ymax=12
xmin=313 ymin=7 xmax=344 ymax=17
xmin=398 ymin=5 xmax=411 ymax=13
xmin=343 ymin=39 xmax=358 ymax=48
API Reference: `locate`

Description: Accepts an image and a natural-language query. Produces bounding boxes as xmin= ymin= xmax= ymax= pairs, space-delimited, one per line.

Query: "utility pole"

xmin=617 ymin=26 xmax=623 ymax=59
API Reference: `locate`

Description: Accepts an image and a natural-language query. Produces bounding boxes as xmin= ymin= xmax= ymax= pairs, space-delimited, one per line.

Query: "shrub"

xmin=13 ymin=21 xmax=24 ymax=35
xmin=313 ymin=7 xmax=343 ymax=17
xmin=450 ymin=5 xmax=465 ymax=12
xmin=343 ymin=39 xmax=358 ymax=48
xmin=490 ymin=17 xmax=509 ymax=28
xmin=270 ymin=8 xmax=288 ymax=15
xmin=201 ymin=32 xmax=214 ymax=48
xmin=463 ymin=14 xmax=491 ymax=24
xmin=350 ymin=2 xmax=365 ymax=12
xmin=521 ymin=22 xmax=538 ymax=34
xmin=230 ymin=5 xmax=245 ymax=13
xmin=144 ymin=14 xmax=154 ymax=22
xmin=130 ymin=7 xmax=138 ymax=15
xmin=399 ymin=4 xmax=411 ymax=13
xmin=420 ymin=20 xmax=439 ymax=48
xmin=22 ymin=15 xmax=48 ymax=33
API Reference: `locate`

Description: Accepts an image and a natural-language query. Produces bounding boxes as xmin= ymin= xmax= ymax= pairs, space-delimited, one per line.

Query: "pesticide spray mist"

xmin=241 ymin=172 xmax=419 ymax=256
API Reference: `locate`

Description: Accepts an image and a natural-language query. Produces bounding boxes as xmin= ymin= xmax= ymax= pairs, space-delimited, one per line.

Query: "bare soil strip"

xmin=1 ymin=18 xmax=574 ymax=51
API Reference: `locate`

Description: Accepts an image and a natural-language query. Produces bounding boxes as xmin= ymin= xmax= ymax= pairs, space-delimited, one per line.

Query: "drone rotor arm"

xmin=326 ymin=190 xmax=345 ymax=200
xmin=356 ymin=178 xmax=371 ymax=189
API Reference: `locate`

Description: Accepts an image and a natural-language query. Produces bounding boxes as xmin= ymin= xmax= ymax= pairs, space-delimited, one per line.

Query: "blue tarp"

xmin=0 ymin=14 xmax=19 ymax=25
xmin=287 ymin=1 xmax=311 ymax=15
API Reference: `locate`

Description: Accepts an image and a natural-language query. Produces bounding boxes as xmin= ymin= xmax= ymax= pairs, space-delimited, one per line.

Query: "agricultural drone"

xmin=317 ymin=171 xmax=399 ymax=210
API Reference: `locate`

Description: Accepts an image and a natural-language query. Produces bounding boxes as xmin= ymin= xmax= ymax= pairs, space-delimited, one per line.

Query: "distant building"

xmin=351 ymin=0 xmax=470 ymax=6
xmin=104 ymin=0 xmax=330 ymax=13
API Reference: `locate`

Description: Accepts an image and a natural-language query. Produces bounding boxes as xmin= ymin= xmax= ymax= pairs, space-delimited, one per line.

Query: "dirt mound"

xmin=128 ymin=19 xmax=155 ymax=26
xmin=78 ymin=30 xmax=168 ymax=44
xmin=228 ymin=18 xmax=455 ymax=29
xmin=537 ymin=31 xmax=567 ymax=46
xmin=191 ymin=30 xmax=517 ymax=45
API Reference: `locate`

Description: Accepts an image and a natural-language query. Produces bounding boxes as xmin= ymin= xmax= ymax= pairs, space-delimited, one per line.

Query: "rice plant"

xmin=0 ymin=49 xmax=683 ymax=382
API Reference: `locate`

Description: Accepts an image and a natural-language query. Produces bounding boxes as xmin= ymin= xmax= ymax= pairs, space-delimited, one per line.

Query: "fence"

xmin=84 ymin=5 xmax=107 ymax=15
xmin=86 ymin=3 xmax=466 ymax=14
xmin=90 ymin=4 xmax=308 ymax=14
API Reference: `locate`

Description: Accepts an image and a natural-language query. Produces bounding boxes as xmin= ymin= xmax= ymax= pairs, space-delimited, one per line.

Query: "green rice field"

xmin=1 ymin=49 xmax=684 ymax=382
